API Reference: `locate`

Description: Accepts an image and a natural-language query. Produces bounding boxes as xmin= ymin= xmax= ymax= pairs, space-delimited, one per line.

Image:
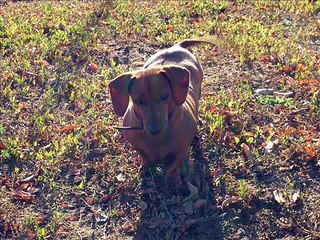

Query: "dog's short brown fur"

xmin=109 ymin=39 xmax=212 ymax=178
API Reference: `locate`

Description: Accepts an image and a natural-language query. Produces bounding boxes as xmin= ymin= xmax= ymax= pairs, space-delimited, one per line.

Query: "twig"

xmin=149 ymin=169 xmax=175 ymax=226
xmin=112 ymin=126 xmax=143 ymax=131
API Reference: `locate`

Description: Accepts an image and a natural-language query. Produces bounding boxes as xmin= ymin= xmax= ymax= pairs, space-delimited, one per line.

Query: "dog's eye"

xmin=160 ymin=94 xmax=169 ymax=101
xmin=135 ymin=99 xmax=146 ymax=105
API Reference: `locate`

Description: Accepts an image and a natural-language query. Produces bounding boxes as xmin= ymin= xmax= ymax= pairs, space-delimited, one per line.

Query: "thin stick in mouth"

xmin=112 ymin=126 xmax=143 ymax=131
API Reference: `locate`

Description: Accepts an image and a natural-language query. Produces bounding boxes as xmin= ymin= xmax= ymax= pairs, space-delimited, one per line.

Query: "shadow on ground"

xmin=132 ymin=135 xmax=224 ymax=240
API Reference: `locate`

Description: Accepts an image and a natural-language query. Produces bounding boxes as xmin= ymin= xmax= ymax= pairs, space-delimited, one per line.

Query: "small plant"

xmin=239 ymin=179 xmax=249 ymax=199
xmin=257 ymin=95 xmax=296 ymax=109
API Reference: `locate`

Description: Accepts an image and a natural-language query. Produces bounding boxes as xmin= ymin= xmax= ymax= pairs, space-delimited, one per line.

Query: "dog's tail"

xmin=176 ymin=38 xmax=215 ymax=49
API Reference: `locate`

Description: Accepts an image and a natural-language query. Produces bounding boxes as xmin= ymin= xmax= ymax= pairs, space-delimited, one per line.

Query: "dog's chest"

xmin=124 ymin=129 xmax=176 ymax=163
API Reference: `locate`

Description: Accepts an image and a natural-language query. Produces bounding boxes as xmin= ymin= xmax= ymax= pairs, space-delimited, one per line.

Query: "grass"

xmin=0 ymin=0 xmax=319 ymax=239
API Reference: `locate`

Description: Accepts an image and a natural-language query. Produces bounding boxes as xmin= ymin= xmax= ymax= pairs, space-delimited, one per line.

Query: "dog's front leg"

xmin=165 ymin=150 xmax=189 ymax=192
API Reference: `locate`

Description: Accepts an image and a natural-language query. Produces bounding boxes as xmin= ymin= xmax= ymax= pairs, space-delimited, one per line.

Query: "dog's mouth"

xmin=113 ymin=108 xmax=174 ymax=134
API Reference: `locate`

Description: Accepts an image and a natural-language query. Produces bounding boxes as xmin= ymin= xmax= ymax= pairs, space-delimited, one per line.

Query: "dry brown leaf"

xmin=61 ymin=201 xmax=76 ymax=209
xmin=221 ymin=196 xmax=240 ymax=208
xmin=68 ymin=166 xmax=81 ymax=176
xmin=14 ymin=190 xmax=34 ymax=202
xmin=242 ymin=143 xmax=253 ymax=161
xmin=122 ymin=222 xmax=136 ymax=233
xmin=193 ymin=199 xmax=207 ymax=209
xmin=89 ymin=62 xmax=99 ymax=72
xmin=187 ymin=181 xmax=198 ymax=197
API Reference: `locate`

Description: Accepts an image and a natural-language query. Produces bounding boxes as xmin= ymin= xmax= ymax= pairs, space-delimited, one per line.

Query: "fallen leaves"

xmin=88 ymin=62 xmax=99 ymax=72
xmin=187 ymin=181 xmax=198 ymax=197
xmin=273 ymin=190 xmax=286 ymax=204
xmin=241 ymin=143 xmax=253 ymax=161
xmin=13 ymin=175 xmax=39 ymax=202
xmin=122 ymin=221 xmax=136 ymax=233
xmin=61 ymin=201 xmax=76 ymax=209
xmin=221 ymin=196 xmax=241 ymax=208
xmin=99 ymin=194 xmax=111 ymax=203
xmin=193 ymin=199 xmax=207 ymax=209
xmin=300 ymin=146 xmax=317 ymax=161
xmin=14 ymin=190 xmax=35 ymax=202
xmin=60 ymin=125 xmax=75 ymax=134
xmin=273 ymin=189 xmax=301 ymax=207
xmin=0 ymin=9 xmax=6 ymax=15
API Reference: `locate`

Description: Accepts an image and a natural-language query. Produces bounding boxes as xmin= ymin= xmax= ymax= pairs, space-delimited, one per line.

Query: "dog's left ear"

xmin=108 ymin=72 xmax=133 ymax=117
xmin=162 ymin=65 xmax=190 ymax=106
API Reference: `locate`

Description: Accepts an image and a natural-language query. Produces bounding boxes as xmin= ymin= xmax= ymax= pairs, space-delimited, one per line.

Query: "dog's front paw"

xmin=165 ymin=168 xmax=188 ymax=194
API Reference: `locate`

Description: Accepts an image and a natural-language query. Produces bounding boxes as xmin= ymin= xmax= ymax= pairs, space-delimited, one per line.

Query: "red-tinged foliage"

xmin=88 ymin=62 xmax=99 ymax=72
xmin=300 ymin=146 xmax=317 ymax=161
xmin=18 ymin=182 xmax=30 ymax=191
xmin=60 ymin=125 xmax=75 ymax=134
xmin=42 ymin=60 xmax=50 ymax=68
xmin=0 ymin=142 xmax=5 ymax=150
xmin=283 ymin=65 xmax=296 ymax=76
xmin=86 ymin=197 xmax=96 ymax=205
xmin=14 ymin=190 xmax=35 ymax=202
xmin=243 ymin=132 xmax=255 ymax=137
xmin=260 ymin=54 xmax=271 ymax=63
xmin=34 ymin=215 xmax=46 ymax=225
xmin=298 ymin=79 xmax=320 ymax=87
xmin=218 ymin=13 xmax=227 ymax=21
xmin=99 ymin=194 xmax=111 ymax=203
xmin=6 ymin=180 xmax=14 ymax=189
xmin=210 ymin=106 xmax=220 ymax=113
xmin=27 ymin=230 xmax=36 ymax=239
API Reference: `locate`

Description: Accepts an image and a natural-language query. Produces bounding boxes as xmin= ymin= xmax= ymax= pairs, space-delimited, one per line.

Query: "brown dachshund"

xmin=109 ymin=39 xmax=212 ymax=181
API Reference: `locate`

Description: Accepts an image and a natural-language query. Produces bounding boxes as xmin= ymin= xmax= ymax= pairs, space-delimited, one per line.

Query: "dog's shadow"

xmin=133 ymin=134 xmax=224 ymax=240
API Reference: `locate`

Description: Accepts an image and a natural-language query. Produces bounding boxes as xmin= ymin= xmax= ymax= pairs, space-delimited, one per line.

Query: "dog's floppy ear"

xmin=162 ymin=65 xmax=190 ymax=106
xmin=108 ymin=73 xmax=133 ymax=116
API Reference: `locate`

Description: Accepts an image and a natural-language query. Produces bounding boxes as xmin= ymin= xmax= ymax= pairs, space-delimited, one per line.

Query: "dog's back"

xmin=143 ymin=39 xmax=213 ymax=116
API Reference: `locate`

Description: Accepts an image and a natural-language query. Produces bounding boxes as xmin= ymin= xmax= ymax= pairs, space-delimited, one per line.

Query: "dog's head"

xmin=109 ymin=65 xmax=190 ymax=135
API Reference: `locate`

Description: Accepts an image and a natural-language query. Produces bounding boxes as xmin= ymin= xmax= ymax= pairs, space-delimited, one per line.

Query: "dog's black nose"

xmin=148 ymin=123 xmax=161 ymax=135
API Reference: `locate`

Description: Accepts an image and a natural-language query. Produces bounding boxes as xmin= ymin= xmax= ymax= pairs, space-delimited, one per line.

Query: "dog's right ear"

xmin=108 ymin=73 xmax=133 ymax=117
